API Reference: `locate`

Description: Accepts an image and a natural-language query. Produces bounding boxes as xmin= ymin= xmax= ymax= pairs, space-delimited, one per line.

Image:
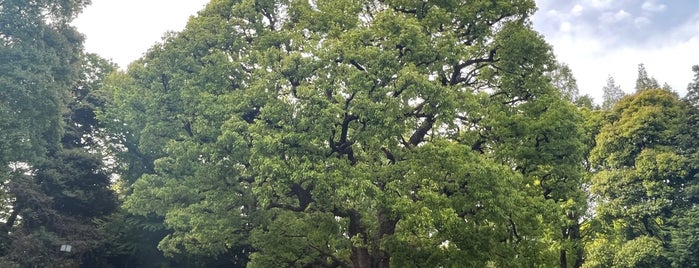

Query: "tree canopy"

xmin=2 ymin=0 xmax=698 ymax=267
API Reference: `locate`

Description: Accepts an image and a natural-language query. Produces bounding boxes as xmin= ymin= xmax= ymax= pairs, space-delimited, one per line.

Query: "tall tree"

xmin=666 ymin=64 xmax=699 ymax=268
xmin=103 ymin=0 xmax=587 ymax=267
xmin=550 ymin=61 xmax=580 ymax=102
xmin=586 ymin=89 xmax=694 ymax=268
xmin=0 ymin=0 xmax=87 ymax=164
xmin=601 ymin=75 xmax=625 ymax=110
xmin=685 ymin=65 xmax=699 ymax=105
xmin=1 ymin=0 xmax=90 ymax=262
xmin=0 ymin=0 xmax=126 ymax=265
xmin=635 ymin=63 xmax=660 ymax=92
xmin=2 ymin=52 xmax=121 ymax=267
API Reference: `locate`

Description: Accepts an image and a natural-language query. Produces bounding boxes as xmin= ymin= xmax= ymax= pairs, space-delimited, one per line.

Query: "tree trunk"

xmin=350 ymin=247 xmax=372 ymax=268
xmin=561 ymin=218 xmax=584 ymax=268
xmin=560 ymin=249 xmax=567 ymax=268
xmin=348 ymin=208 xmax=397 ymax=268
xmin=560 ymin=225 xmax=568 ymax=268
xmin=372 ymin=208 xmax=396 ymax=268
xmin=4 ymin=209 xmax=18 ymax=230
xmin=570 ymin=223 xmax=584 ymax=268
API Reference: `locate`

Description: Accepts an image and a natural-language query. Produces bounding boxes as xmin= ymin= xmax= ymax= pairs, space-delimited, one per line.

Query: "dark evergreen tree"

xmin=1 ymin=1 xmax=122 ymax=264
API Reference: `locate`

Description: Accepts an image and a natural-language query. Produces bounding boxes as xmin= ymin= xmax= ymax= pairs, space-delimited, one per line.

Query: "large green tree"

xmin=0 ymin=0 xmax=87 ymax=165
xmin=103 ymin=0 xmax=587 ymax=267
xmin=585 ymin=89 xmax=695 ymax=268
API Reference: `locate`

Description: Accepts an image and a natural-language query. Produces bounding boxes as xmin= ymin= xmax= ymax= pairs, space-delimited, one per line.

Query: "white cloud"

xmin=560 ymin=22 xmax=572 ymax=32
xmin=571 ymin=4 xmax=584 ymax=16
xmin=634 ymin=17 xmax=652 ymax=27
xmin=547 ymin=9 xmax=560 ymax=17
xmin=586 ymin=0 xmax=615 ymax=9
xmin=615 ymin=10 xmax=632 ymax=21
xmin=600 ymin=9 xmax=631 ymax=24
xmin=546 ymin=14 xmax=699 ymax=101
xmin=641 ymin=1 xmax=667 ymax=12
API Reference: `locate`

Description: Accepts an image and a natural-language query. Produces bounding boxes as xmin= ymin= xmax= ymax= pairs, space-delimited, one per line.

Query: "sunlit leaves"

xmin=101 ymin=0 xmax=587 ymax=266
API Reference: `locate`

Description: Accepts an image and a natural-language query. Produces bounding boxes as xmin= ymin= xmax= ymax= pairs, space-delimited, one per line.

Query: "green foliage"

xmin=100 ymin=0 xmax=593 ymax=267
xmin=574 ymin=94 xmax=596 ymax=110
xmin=668 ymin=206 xmax=699 ymax=267
xmin=601 ymin=76 xmax=625 ymax=110
xmin=635 ymin=63 xmax=660 ymax=92
xmin=686 ymin=65 xmax=699 ymax=105
xmin=592 ymin=89 xmax=684 ymax=168
xmin=0 ymin=1 xmax=111 ymax=266
xmin=7 ymin=0 xmax=698 ymax=266
xmin=0 ymin=0 xmax=88 ymax=164
xmin=613 ymin=236 xmax=668 ymax=268
xmin=8 ymin=0 xmax=697 ymax=267
xmin=550 ymin=61 xmax=580 ymax=102
xmin=586 ymin=88 xmax=698 ymax=268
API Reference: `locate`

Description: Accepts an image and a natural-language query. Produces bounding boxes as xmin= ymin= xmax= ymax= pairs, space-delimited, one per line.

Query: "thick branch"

xmin=509 ymin=217 xmax=521 ymax=242
xmin=340 ymin=114 xmax=357 ymax=145
xmin=307 ymin=243 xmax=351 ymax=268
xmin=182 ymin=119 xmax=193 ymax=137
xmin=450 ymin=49 xmax=497 ymax=86
xmin=381 ymin=147 xmax=395 ymax=164
xmin=4 ymin=209 xmax=18 ymax=230
xmin=161 ymin=74 xmax=170 ymax=91
xmin=408 ymin=115 xmax=435 ymax=146
xmin=269 ymin=183 xmax=313 ymax=212
xmin=349 ymin=59 xmax=366 ymax=72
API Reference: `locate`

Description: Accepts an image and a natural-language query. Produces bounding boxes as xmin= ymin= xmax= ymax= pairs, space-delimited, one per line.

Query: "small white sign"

xmin=60 ymin=245 xmax=72 ymax=252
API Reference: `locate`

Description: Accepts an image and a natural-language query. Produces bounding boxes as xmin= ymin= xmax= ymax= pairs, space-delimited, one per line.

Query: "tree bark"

xmin=373 ymin=208 xmax=396 ymax=268
xmin=560 ymin=218 xmax=584 ymax=268
xmin=4 ymin=209 xmax=18 ymax=230
xmin=560 ymin=248 xmax=567 ymax=268
xmin=348 ymin=208 xmax=397 ymax=268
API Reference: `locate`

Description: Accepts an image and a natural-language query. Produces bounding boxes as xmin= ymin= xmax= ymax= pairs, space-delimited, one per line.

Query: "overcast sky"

xmin=73 ymin=0 xmax=699 ymax=103
xmin=532 ymin=0 xmax=699 ymax=101
xmin=72 ymin=0 xmax=209 ymax=68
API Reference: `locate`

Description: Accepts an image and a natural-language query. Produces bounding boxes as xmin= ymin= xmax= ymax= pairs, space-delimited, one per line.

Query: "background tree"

xmin=0 ymin=0 xmax=128 ymax=265
xmin=585 ymin=89 xmax=695 ymax=267
xmin=548 ymin=60 xmax=596 ymax=108
xmin=550 ymin=61 xmax=580 ymax=102
xmin=685 ymin=65 xmax=699 ymax=104
xmin=1 ymin=0 xmax=92 ymax=264
xmin=635 ymin=63 xmax=660 ymax=92
xmin=2 ymin=52 xmax=121 ymax=267
xmin=601 ymin=75 xmax=625 ymax=110
xmin=665 ymin=64 xmax=699 ymax=267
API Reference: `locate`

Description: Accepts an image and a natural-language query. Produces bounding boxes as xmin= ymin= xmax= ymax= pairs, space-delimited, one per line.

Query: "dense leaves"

xmin=585 ymin=88 xmax=699 ymax=268
xmin=0 ymin=1 xmax=123 ymax=266
xmin=2 ymin=0 xmax=698 ymax=267
xmin=99 ymin=0 xmax=592 ymax=267
xmin=601 ymin=76 xmax=625 ymax=110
